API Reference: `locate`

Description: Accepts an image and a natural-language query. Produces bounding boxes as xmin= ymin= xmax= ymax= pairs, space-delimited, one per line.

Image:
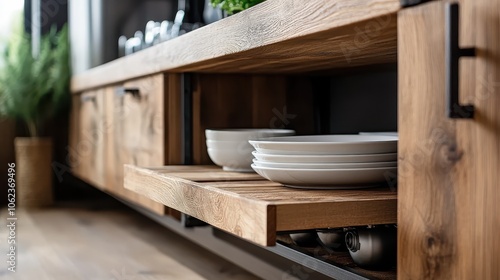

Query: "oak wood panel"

xmin=276 ymin=200 xmax=396 ymax=232
xmin=163 ymin=74 xmax=184 ymax=219
xmin=192 ymin=74 xmax=289 ymax=164
xmin=124 ymin=165 xmax=397 ymax=246
xmin=68 ymin=95 xmax=79 ymax=173
xmin=398 ymin=1 xmax=500 ymax=279
xmin=75 ymin=90 xmax=106 ymax=188
xmin=456 ymin=0 xmax=500 ymax=278
xmin=124 ymin=165 xmax=276 ymax=246
xmin=106 ymin=75 xmax=167 ymax=215
xmin=164 ymin=74 xmax=183 ymax=165
xmin=69 ymin=95 xmax=83 ymax=179
xmin=71 ymin=0 xmax=400 ymax=93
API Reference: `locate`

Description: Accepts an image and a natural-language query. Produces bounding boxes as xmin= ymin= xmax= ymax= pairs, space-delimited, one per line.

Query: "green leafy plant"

xmin=211 ymin=0 xmax=265 ymax=14
xmin=0 ymin=23 xmax=70 ymax=137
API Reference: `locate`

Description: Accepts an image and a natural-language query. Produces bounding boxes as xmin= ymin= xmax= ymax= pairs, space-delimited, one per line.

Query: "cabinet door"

xmin=398 ymin=1 xmax=500 ymax=279
xmin=72 ymin=89 xmax=106 ymax=188
xmin=106 ymin=74 xmax=168 ymax=214
xmin=68 ymin=94 xmax=80 ymax=177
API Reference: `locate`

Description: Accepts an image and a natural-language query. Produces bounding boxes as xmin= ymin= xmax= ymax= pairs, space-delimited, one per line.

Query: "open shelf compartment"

xmin=124 ymin=165 xmax=397 ymax=246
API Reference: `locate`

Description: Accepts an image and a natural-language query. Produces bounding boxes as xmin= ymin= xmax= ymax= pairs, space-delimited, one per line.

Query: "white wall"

xmin=68 ymin=0 xmax=98 ymax=74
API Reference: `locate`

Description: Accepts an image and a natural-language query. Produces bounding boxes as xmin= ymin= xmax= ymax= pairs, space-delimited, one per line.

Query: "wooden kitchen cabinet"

xmin=69 ymin=0 xmax=500 ymax=278
xmin=105 ymin=74 xmax=169 ymax=214
xmin=398 ymin=1 xmax=500 ymax=279
xmin=70 ymin=74 xmax=184 ymax=215
xmin=69 ymin=89 xmax=107 ymax=189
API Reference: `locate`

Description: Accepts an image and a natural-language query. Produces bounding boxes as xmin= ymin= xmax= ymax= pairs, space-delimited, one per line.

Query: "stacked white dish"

xmin=205 ymin=129 xmax=295 ymax=172
xmin=249 ymin=135 xmax=398 ymax=189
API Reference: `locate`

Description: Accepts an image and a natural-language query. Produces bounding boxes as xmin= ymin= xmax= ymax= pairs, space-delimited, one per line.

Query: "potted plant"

xmin=210 ymin=0 xmax=265 ymax=15
xmin=0 ymin=22 xmax=70 ymax=207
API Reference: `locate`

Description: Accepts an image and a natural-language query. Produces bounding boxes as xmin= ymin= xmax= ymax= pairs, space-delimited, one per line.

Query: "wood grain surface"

xmin=164 ymin=74 xmax=183 ymax=165
xmin=68 ymin=95 xmax=80 ymax=178
xmin=74 ymin=89 xmax=107 ymax=188
xmin=71 ymin=0 xmax=400 ymax=93
xmin=0 ymin=202 xmax=259 ymax=280
xmin=105 ymin=75 xmax=167 ymax=215
xmin=456 ymin=0 xmax=500 ymax=277
xmin=398 ymin=1 xmax=500 ymax=279
xmin=124 ymin=165 xmax=397 ymax=246
xmin=192 ymin=74 xmax=290 ymax=164
xmin=71 ymin=75 xmax=184 ymax=216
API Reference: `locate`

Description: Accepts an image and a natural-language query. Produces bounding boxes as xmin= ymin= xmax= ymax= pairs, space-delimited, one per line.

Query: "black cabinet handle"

xmin=445 ymin=3 xmax=476 ymax=119
xmin=115 ymin=87 xmax=140 ymax=98
xmin=80 ymin=95 xmax=96 ymax=103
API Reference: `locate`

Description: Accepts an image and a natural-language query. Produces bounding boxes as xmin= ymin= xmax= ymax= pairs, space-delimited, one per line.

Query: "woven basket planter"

xmin=14 ymin=137 xmax=53 ymax=207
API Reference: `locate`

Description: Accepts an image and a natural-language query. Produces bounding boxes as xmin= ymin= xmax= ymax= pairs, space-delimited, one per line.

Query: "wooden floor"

xmin=0 ymin=198 xmax=260 ymax=280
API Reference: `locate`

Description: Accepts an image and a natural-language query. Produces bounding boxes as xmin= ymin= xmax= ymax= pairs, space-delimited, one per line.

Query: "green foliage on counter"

xmin=0 ymin=22 xmax=70 ymax=137
xmin=211 ymin=0 xmax=265 ymax=14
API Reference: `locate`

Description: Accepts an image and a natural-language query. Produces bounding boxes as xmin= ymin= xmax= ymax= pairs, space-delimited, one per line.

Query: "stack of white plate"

xmin=249 ymin=135 xmax=398 ymax=189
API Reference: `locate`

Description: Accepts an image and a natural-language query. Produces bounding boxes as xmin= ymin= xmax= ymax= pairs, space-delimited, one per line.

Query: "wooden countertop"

xmin=71 ymin=0 xmax=400 ymax=93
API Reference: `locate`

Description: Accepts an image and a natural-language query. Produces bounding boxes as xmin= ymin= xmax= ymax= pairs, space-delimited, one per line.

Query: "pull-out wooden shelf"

xmin=124 ymin=165 xmax=397 ymax=246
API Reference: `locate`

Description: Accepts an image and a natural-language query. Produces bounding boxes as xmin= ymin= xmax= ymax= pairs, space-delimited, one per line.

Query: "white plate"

xmin=359 ymin=132 xmax=398 ymax=137
xmin=252 ymin=159 xmax=397 ymax=169
xmin=249 ymin=135 xmax=398 ymax=155
xmin=251 ymin=164 xmax=397 ymax=189
xmin=252 ymin=151 xmax=397 ymax=163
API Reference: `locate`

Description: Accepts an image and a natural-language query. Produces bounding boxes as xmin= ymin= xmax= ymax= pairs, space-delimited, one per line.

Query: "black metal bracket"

xmin=181 ymin=214 xmax=208 ymax=227
xmin=180 ymin=73 xmax=206 ymax=227
xmin=400 ymin=0 xmax=432 ymax=8
xmin=445 ymin=3 xmax=476 ymax=119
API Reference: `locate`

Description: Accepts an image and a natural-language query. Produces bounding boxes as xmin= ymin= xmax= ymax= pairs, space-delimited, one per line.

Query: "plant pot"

xmin=15 ymin=137 xmax=53 ymax=207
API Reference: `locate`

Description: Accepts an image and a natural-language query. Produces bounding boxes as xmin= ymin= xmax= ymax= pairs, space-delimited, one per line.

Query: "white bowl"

xmin=205 ymin=128 xmax=295 ymax=141
xmin=252 ymin=159 xmax=397 ymax=169
xmin=249 ymin=135 xmax=398 ymax=155
xmin=206 ymin=140 xmax=254 ymax=153
xmin=252 ymin=151 xmax=397 ymax=163
xmin=205 ymin=129 xmax=295 ymax=173
xmin=251 ymin=164 xmax=397 ymax=189
xmin=207 ymin=148 xmax=254 ymax=172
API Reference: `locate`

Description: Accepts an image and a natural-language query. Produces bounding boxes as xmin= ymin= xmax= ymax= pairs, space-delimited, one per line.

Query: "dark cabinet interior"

xmin=190 ymin=64 xmax=398 ymax=165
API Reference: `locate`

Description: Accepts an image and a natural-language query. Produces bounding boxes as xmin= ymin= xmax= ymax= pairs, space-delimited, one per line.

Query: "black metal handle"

xmin=181 ymin=213 xmax=207 ymax=227
xmin=446 ymin=3 xmax=476 ymax=119
xmin=115 ymin=87 xmax=140 ymax=98
xmin=80 ymin=95 xmax=96 ymax=103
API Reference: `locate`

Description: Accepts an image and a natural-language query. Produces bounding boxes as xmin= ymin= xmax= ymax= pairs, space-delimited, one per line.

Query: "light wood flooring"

xmin=0 ymin=199 xmax=260 ymax=280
